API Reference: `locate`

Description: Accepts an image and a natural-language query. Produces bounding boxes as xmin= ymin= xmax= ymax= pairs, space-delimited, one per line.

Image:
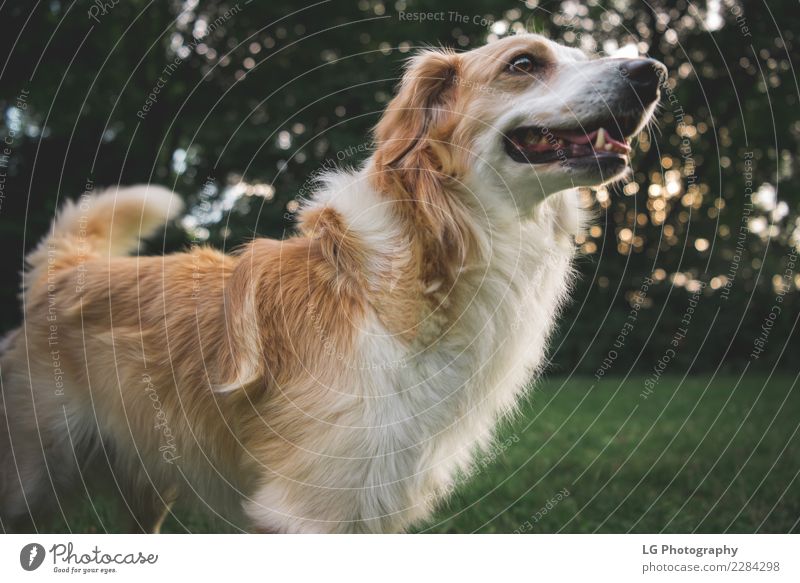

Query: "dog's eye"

xmin=508 ymin=54 xmax=537 ymax=74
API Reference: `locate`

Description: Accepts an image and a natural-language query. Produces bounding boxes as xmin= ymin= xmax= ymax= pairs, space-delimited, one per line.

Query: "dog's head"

xmin=373 ymin=33 xmax=666 ymax=221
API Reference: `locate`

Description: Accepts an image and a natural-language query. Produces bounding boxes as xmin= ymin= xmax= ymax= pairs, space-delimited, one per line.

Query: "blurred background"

xmin=0 ymin=0 xmax=797 ymax=533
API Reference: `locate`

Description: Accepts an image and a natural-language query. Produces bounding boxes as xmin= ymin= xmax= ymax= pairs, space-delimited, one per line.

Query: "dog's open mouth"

xmin=504 ymin=122 xmax=633 ymax=165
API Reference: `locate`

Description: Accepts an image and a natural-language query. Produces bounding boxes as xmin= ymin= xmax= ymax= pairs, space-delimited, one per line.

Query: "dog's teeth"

xmin=525 ymin=130 xmax=538 ymax=144
xmin=604 ymin=143 xmax=613 ymax=151
xmin=595 ymin=127 xmax=606 ymax=149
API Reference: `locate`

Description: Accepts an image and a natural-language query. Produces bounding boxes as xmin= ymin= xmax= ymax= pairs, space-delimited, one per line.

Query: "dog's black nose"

xmin=619 ymin=59 xmax=666 ymax=103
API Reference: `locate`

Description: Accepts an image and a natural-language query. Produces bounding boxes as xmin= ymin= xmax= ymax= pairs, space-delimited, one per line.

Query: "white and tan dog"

xmin=0 ymin=34 xmax=664 ymax=533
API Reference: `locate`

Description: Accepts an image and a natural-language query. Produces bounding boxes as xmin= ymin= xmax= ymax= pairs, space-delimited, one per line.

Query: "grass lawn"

xmin=419 ymin=374 xmax=800 ymax=533
xmin=35 ymin=375 xmax=800 ymax=533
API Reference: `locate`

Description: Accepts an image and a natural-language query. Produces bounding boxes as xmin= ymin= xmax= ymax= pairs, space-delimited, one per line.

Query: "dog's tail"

xmin=25 ymin=185 xmax=183 ymax=282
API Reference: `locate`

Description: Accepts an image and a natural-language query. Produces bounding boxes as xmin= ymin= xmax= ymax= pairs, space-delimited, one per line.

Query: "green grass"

xmin=37 ymin=375 xmax=800 ymax=533
xmin=419 ymin=374 xmax=800 ymax=533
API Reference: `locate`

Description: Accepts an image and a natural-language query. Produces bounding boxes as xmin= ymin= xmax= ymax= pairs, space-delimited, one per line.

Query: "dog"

xmin=0 ymin=33 xmax=664 ymax=533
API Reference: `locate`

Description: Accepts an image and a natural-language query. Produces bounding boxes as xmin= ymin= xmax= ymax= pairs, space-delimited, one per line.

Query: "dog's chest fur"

xmin=245 ymin=181 xmax=579 ymax=533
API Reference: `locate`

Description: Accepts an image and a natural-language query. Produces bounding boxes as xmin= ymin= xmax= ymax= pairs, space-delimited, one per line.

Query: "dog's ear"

xmin=373 ymin=49 xmax=472 ymax=268
xmin=374 ymin=49 xmax=460 ymax=167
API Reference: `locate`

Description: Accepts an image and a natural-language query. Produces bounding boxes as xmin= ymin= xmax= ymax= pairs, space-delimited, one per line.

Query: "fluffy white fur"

xmin=243 ymin=169 xmax=584 ymax=532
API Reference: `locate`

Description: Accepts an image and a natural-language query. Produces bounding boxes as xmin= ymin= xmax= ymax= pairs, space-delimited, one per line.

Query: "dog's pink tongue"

xmin=605 ymin=134 xmax=631 ymax=152
xmin=552 ymin=129 xmax=596 ymax=145
xmin=553 ymin=128 xmax=631 ymax=152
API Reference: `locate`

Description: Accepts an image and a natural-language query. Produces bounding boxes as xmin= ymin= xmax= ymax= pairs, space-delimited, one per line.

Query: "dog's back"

xmin=0 ymin=186 xmax=212 ymax=530
xmin=0 ymin=183 xmax=380 ymax=532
